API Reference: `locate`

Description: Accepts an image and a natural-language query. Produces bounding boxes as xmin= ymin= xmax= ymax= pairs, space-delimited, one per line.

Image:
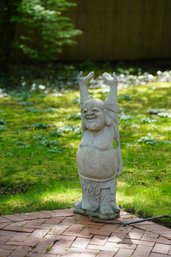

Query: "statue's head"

xmin=81 ymin=98 xmax=112 ymax=131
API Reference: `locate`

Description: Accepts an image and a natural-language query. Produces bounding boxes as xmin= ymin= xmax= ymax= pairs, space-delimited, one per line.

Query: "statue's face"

xmin=82 ymin=99 xmax=106 ymax=131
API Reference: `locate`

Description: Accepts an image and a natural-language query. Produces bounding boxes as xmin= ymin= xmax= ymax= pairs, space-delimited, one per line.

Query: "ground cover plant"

xmin=0 ymin=71 xmax=171 ymax=226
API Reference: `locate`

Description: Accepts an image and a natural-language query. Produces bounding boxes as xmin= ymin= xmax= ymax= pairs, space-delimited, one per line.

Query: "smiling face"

xmin=82 ymin=99 xmax=106 ymax=131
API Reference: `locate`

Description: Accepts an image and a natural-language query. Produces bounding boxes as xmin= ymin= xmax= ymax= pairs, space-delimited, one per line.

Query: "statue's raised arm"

xmin=78 ymin=71 xmax=94 ymax=108
xmin=103 ymin=72 xmax=122 ymax=175
xmin=103 ymin=72 xmax=118 ymax=107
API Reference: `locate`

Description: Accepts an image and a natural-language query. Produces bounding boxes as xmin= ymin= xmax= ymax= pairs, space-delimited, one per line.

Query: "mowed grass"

xmin=0 ymin=82 xmax=171 ymax=226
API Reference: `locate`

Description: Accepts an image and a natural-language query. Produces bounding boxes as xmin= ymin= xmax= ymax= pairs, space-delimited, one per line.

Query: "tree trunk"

xmin=0 ymin=0 xmax=21 ymax=72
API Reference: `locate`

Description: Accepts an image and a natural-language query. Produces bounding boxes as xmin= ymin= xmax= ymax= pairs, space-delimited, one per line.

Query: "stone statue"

xmin=74 ymin=71 xmax=122 ymax=219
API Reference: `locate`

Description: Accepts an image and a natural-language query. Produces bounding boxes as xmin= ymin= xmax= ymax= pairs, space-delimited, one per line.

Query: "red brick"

xmin=48 ymin=224 xmax=69 ymax=235
xmin=0 ymin=236 xmax=12 ymax=244
xmin=61 ymin=216 xmax=76 ymax=225
xmin=80 ymin=253 xmax=97 ymax=257
xmin=0 ymin=223 xmax=10 ymax=229
xmin=149 ymin=254 xmax=171 ymax=257
xmin=151 ymin=225 xmax=171 ymax=234
xmin=114 ymin=248 xmax=135 ymax=257
xmin=22 ymin=210 xmax=52 ymax=220
xmin=0 ymin=230 xmax=16 ymax=237
xmin=51 ymin=208 xmax=74 ymax=217
xmin=36 ymin=224 xmax=54 ymax=231
xmin=88 ymin=240 xmax=137 ymax=251
xmin=74 ymin=215 xmax=91 ymax=225
xmin=72 ymin=237 xmax=90 ymax=249
xmin=30 ymin=229 xmax=49 ymax=239
xmin=126 ymin=229 xmax=144 ymax=240
xmin=32 ymin=238 xmax=55 ymax=254
xmin=123 ymin=238 xmax=155 ymax=246
xmin=108 ymin=232 xmax=127 ymax=243
xmin=93 ymin=229 xmax=111 ymax=237
xmin=87 ymin=242 xmax=119 ymax=252
xmin=0 ymin=249 xmax=12 ymax=257
xmin=35 ymin=210 xmax=53 ymax=218
xmin=86 ymin=223 xmax=104 ymax=229
xmin=152 ymin=243 xmax=170 ymax=254
xmin=96 ymin=250 xmax=115 ymax=257
xmin=24 ymin=219 xmax=47 ymax=228
xmin=115 ymin=226 xmax=133 ymax=233
xmin=68 ymin=248 xmax=99 ymax=256
xmin=49 ymin=235 xmax=76 ymax=254
xmin=63 ymin=224 xmax=85 ymax=236
xmin=144 ymin=232 xmax=159 ymax=238
xmin=18 ymin=211 xmax=52 ymax=220
xmin=44 ymin=216 xmax=64 ymax=224
xmin=132 ymin=245 xmax=153 ymax=257
xmin=3 ymin=215 xmax=25 ymax=222
xmin=6 ymin=238 xmax=39 ymax=247
xmin=106 ymin=242 xmax=137 ymax=250
xmin=13 ymin=221 xmax=28 ymax=226
xmin=141 ymin=234 xmax=171 ymax=244
xmin=8 ymin=246 xmax=31 ymax=257
xmin=4 ymin=224 xmax=34 ymax=233
xmin=29 ymin=253 xmax=60 ymax=257
xmin=130 ymin=228 xmax=144 ymax=234
xmin=100 ymin=224 xmax=120 ymax=233
xmin=157 ymin=236 xmax=171 ymax=244
xmin=62 ymin=249 xmax=96 ymax=257
xmin=17 ymin=212 xmax=43 ymax=220
xmin=63 ymin=252 xmax=81 ymax=257
xmin=9 ymin=232 xmax=31 ymax=242
xmin=160 ymin=232 xmax=171 ymax=240
xmin=78 ymin=228 xmax=94 ymax=238
xmin=90 ymin=235 xmax=108 ymax=245
xmin=0 ymin=245 xmax=16 ymax=251
xmin=0 ymin=216 xmax=11 ymax=223
xmin=133 ymin=223 xmax=170 ymax=234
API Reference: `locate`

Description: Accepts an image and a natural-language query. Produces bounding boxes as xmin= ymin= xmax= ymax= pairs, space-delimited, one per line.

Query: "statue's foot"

xmin=74 ymin=207 xmax=119 ymax=220
xmin=111 ymin=204 xmax=120 ymax=213
xmin=74 ymin=201 xmax=85 ymax=215
xmin=74 ymin=202 xmax=120 ymax=220
xmin=99 ymin=206 xmax=120 ymax=220
xmin=98 ymin=212 xmax=120 ymax=220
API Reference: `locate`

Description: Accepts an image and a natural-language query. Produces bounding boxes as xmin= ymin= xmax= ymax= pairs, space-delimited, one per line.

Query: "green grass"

xmin=0 ymin=82 xmax=171 ymax=226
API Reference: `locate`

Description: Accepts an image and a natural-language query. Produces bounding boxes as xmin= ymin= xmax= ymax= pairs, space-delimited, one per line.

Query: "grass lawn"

xmin=0 ymin=81 xmax=171 ymax=226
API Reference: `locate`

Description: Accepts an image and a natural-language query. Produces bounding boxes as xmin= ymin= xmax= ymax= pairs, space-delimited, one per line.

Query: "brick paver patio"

xmin=0 ymin=209 xmax=170 ymax=257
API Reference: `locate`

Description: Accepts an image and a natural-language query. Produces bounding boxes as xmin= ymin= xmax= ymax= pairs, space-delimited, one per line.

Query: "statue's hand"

xmin=102 ymin=72 xmax=118 ymax=86
xmin=117 ymin=165 xmax=122 ymax=176
xmin=78 ymin=71 xmax=94 ymax=84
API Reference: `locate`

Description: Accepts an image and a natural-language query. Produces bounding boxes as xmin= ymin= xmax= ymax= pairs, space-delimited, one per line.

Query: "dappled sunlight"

xmin=0 ymin=183 xmax=81 ymax=215
xmin=39 ymin=190 xmax=81 ymax=204
xmin=44 ymin=91 xmax=80 ymax=109
xmin=118 ymin=185 xmax=171 ymax=217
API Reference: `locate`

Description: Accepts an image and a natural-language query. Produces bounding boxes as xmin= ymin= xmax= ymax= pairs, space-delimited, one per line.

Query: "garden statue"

xmin=74 ymin=71 xmax=122 ymax=220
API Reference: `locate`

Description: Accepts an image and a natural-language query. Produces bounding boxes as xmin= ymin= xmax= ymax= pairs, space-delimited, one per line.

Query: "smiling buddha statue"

xmin=74 ymin=71 xmax=122 ymax=219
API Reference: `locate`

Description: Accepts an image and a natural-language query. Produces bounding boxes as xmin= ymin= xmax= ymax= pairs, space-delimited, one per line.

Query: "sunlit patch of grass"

xmin=0 ymin=181 xmax=81 ymax=214
xmin=0 ymin=82 xmax=170 ymax=226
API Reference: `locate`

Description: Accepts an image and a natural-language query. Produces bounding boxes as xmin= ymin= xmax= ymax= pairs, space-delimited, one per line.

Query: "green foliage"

xmin=137 ymin=134 xmax=158 ymax=145
xmin=0 ymin=81 xmax=170 ymax=226
xmin=12 ymin=0 xmax=81 ymax=60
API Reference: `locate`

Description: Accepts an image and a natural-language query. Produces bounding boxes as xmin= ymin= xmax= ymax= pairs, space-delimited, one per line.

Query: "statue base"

xmin=74 ymin=177 xmax=120 ymax=220
xmin=74 ymin=203 xmax=120 ymax=220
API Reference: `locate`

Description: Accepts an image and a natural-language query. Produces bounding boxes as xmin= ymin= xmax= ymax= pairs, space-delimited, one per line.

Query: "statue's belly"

xmin=76 ymin=146 xmax=118 ymax=181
